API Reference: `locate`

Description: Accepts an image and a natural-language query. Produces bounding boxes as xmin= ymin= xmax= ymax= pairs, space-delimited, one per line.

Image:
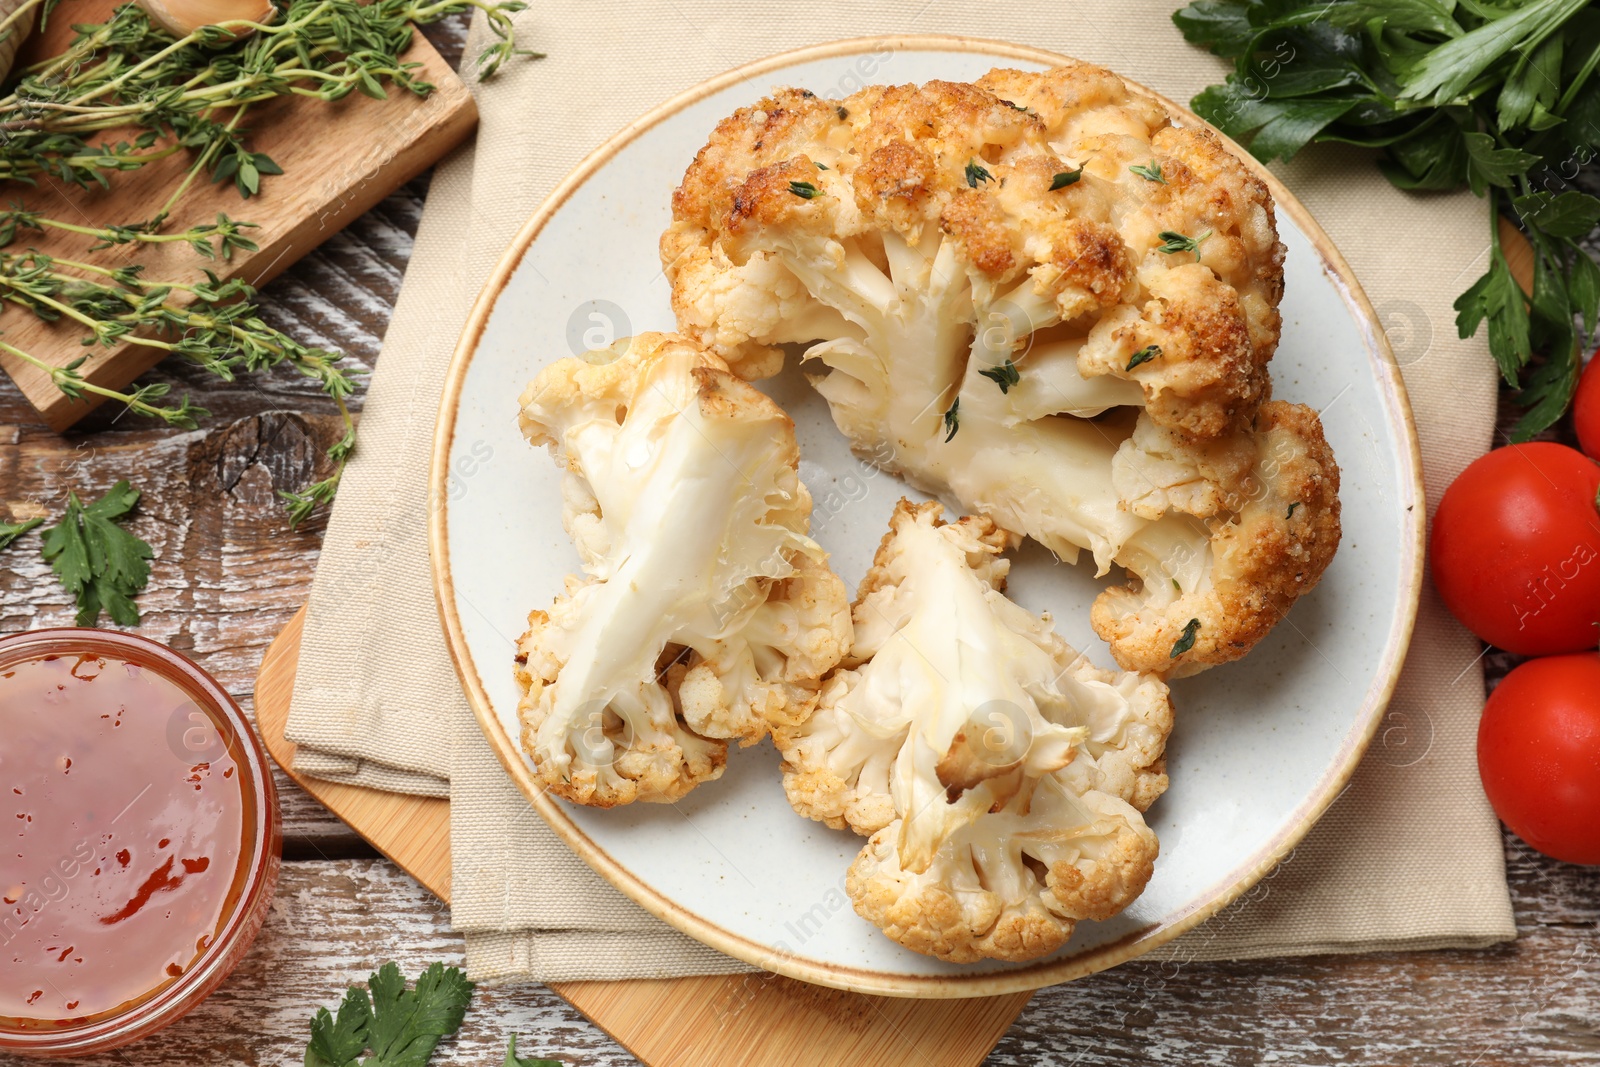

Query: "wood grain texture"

xmin=254 ymin=606 xmax=1034 ymax=1067
xmin=0 ymin=13 xmax=1596 ymax=1064
xmin=1 ymin=0 xmax=477 ymax=430
xmin=0 ymin=856 xmax=1592 ymax=1067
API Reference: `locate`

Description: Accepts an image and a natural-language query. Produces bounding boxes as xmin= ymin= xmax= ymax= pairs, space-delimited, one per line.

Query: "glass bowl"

xmin=0 ymin=628 xmax=282 ymax=1058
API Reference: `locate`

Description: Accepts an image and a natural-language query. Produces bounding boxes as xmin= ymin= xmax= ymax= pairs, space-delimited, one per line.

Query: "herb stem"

xmin=0 ymin=342 xmax=183 ymax=421
xmin=155 ymin=106 xmax=248 ymax=224
xmin=0 ymin=0 xmax=45 ymax=39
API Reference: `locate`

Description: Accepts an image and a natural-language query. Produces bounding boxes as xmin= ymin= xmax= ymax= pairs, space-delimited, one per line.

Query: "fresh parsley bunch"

xmin=1174 ymin=0 xmax=1600 ymax=438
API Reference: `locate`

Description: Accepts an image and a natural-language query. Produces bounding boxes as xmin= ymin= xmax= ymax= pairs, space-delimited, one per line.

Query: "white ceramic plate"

xmin=432 ymin=37 xmax=1423 ymax=997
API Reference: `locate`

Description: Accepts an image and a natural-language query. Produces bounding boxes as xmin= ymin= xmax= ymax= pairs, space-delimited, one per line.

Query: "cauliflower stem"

xmin=515 ymin=333 xmax=851 ymax=806
xmin=777 ymin=500 xmax=1173 ymax=961
xmin=663 ymin=63 xmax=1341 ymax=676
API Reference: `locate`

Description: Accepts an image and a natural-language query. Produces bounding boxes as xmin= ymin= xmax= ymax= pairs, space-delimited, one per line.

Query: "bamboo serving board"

xmin=2 ymin=1 xmax=477 ymax=430
xmin=254 ymin=607 xmax=1032 ymax=1067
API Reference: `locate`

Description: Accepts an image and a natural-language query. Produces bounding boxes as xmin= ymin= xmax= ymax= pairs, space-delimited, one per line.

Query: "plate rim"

xmin=429 ymin=33 xmax=1426 ymax=998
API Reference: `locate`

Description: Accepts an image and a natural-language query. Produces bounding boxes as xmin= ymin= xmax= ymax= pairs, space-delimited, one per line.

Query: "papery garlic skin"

xmin=137 ymin=0 xmax=276 ymax=38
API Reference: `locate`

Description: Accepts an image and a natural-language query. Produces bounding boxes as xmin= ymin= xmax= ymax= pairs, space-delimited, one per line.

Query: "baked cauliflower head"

xmin=514 ymin=332 xmax=852 ymax=807
xmin=775 ymin=500 xmax=1173 ymax=962
xmin=661 ymin=62 xmax=1341 ymax=677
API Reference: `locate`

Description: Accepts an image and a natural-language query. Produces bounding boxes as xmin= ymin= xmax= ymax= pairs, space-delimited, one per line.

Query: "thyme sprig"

xmin=0 ymin=0 xmax=535 ymax=194
xmin=0 ymin=0 xmax=534 ymax=523
xmin=0 ymin=251 xmax=359 ymax=518
xmin=0 ymin=207 xmax=259 ymax=259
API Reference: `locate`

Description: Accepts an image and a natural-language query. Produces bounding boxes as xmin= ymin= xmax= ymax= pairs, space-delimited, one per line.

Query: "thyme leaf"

xmin=1130 ymin=161 xmax=1166 ymax=183
xmin=1157 ymin=229 xmax=1210 ymax=261
xmin=978 ymin=359 xmax=1020 ymax=392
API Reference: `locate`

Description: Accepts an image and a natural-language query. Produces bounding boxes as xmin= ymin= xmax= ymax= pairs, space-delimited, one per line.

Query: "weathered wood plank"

xmin=1 ymin=857 xmax=1590 ymax=1067
xmin=0 ymin=29 xmax=451 ymax=853
xmin=0 ymin=861 xmax=628 ymax=1067
xmin=992 ymin=832 xmax=1600 ymax=1065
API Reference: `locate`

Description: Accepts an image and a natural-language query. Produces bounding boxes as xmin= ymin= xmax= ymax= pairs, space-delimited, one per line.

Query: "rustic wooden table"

xmin=2 ymin=18 xmax=1598 ymax=1067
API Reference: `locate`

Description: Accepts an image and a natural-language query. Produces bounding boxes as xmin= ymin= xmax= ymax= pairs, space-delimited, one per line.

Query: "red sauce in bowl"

xmin=0 ymin=631 xmax=279 ymax=1057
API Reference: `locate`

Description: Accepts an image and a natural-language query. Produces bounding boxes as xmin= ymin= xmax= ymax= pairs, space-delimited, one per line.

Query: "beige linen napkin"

xmin=285 ymin=0 xmax=1516 ymax=982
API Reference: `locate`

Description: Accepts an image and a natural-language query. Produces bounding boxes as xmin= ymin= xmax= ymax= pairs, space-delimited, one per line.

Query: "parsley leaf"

xmin=1177 ymin=0 xmax=1600 ymax=435
xmin=787 ymin=181 xmax=822 ymax=200
xmin=1460 ymin=133 xmax=1538 ymax=197
xmin=1170 ymin=1 xmax=1255 ymax=56
xmin=304 ymin=963 xmax=475 ymax=1067
xmin=0 ymin=517 xmax=42 ymax=551
xmin=943 ymin=397 xmax=960 ymax=442
xmin=1190 ymin=84 xmax=1357 ymax=163
xmin=978 ymin=359 xmax=1021 ymax=392
xmin=306 ymin=987 xmax=372 ymax=1067
xmin=367 ymin=962 xmax=473 ymax=1064
xmin=1570 ymin=246 xmax=1600 ymax=334
xmin=1398 ymin=0 xmax=1587 ymax=106
xmin=39 ymin=481 xmax=153 ymax=627
xmin=1454 ymin=251 xmax=1530 ymax=386
xmin=1512 ymin=191 xmax=1600 ymax=240
xmin=964 ymin=160 xmax=992 ymax=187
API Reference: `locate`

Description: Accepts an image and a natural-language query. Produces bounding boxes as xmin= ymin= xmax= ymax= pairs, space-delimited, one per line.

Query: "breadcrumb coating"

xmin=1095 ymin=401 xmax=1342 ymax=677
xmin=663 ymin=63 xmax=1285 ymax=435
xmin=661 ymin=62 xmax=1338 ymax=676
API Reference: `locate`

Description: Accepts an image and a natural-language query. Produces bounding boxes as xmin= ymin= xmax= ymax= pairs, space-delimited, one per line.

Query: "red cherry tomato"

xmin=1478 ymin=654 xmax=1600 ymax=865
xmin=1576 ymin=353 xmax=1600 ymax=460
xmin=1431 ymin=443 xmax=1600 ymax=655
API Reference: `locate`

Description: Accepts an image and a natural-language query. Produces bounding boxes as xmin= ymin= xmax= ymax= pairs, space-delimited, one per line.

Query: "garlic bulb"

xmin=137 ymin=0 xmax=276 ymax=38
xmin=0 ymin=0 xmax=37 ymax=86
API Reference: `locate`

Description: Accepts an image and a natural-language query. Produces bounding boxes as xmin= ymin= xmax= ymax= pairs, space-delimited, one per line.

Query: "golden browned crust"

xmin=845 ymin=812 xmax=1159 ymax=963
xmin=516 ymin=604 xmax=729 ymax=808
xmin=670 ymin=88 xmax=840 ymax=228
xmin=1092 ymin=400 xmax=1343 ymax=677
xmin=664 ymin=61 xmax=1288 ymax=437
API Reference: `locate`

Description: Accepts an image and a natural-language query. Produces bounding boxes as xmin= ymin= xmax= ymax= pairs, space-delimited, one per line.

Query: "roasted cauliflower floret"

xmin=1095 ymin=400 xmax=1342 ymax=676
xmin=514 ymin=332 xmax=852 ymax=806
xmin=776 ymin=500 xmax=1172 ymax=961
xmin=663 ymin=64 xmax=1283 ymax=433
xmin=848 ymin=777 xmax=1160 ymax=963
xmin=661 ymin=63 xmax=1339 ymax=676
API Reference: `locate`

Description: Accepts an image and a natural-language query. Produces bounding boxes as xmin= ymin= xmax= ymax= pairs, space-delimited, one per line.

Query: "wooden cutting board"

xmin=1 ymin=1 xmax=477 ymax=430
xmin=254 ymin=606 xmax=1033 ymax=1067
